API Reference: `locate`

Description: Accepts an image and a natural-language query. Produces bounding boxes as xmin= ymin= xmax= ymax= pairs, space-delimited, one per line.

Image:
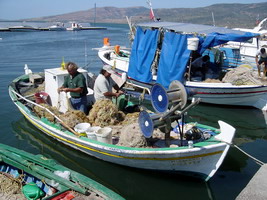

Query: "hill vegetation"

xmin=15 ymin=2 xmax=267 ymax=28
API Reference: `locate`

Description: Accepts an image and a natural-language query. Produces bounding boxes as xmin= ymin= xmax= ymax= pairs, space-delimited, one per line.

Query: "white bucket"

xmin=95 ymin=127 xmax=112 ymax=144
xmin=74 ymin=123 xmax=91 ymax=134
xmin=86 ymin=126 xmax=101 ymax=140
xmin=187 ymin=37 xmax=199 ymax=51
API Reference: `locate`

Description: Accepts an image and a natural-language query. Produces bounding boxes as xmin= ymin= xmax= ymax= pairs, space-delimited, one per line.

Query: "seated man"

xmin=191 ymin=55 xmax=210 ymax=81
xmin=93 ymin=65 xmax=124 ymax=101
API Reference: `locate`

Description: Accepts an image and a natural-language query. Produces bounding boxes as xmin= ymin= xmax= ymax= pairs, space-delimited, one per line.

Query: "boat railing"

xmin=11 ymin=89 xmax=80 ymax=136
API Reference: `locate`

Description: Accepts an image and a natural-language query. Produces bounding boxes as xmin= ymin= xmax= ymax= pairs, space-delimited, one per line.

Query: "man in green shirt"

xmin=58 ymin=62 xmax=88 ymax=114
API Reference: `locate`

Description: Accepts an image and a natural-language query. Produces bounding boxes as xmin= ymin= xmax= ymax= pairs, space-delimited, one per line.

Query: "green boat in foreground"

xmin=0 ymin=143 xmax=124 ymax=200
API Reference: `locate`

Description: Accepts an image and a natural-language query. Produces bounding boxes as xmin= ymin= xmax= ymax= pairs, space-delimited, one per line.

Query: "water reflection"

xmin=12 ymin=117 xmax=215 ymax=200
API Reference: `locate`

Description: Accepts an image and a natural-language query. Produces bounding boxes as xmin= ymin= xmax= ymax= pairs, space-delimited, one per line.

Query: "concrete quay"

xmin=236 ymin=164 xmax=267 ymax=200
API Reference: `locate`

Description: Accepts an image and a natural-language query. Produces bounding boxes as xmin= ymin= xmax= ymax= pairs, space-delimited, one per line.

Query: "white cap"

xmin=103 ymin=65 xmax=115 ymax=74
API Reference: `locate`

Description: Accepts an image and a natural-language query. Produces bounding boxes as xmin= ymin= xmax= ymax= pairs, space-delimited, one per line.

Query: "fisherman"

xmin=93 ymin=64 xmax=124 ymax=101
xmin=255 ymin=47 xmax=267 ymax=77
xmin=191 ymin=55 xmax=210 ymax=81
xmin=58 ymin=62 xmax=88 ymax=114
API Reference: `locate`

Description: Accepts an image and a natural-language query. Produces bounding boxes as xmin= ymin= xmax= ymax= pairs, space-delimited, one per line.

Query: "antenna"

xmin=94 ymin=3 xmax=96 ymax=25
xmin=84 ymin=40 xmax=87 ymax=67
xmin=212 ymin=12 xmax=215 ymax=26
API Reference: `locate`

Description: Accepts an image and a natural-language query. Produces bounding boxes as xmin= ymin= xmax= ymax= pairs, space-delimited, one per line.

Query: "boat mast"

xmin=94 ymin=3 xmax=96 ymax=26
xmin=84 ymin=41 xmax=87 ymax=67
xmin=212 ymin=12 xmax=215 ymax=26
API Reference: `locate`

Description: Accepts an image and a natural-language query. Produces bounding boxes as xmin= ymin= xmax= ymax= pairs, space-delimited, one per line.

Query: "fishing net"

xmin=60 ymin=110 xmax=90 ymax=128
xmin=0 ymin=173 xmax=26 ymax=200
xmin=117 ymin=122 xmax=148 ymax=148
xmin=222 ymin=66 xmax=262 ymax=85
xmin=119 ymin=112 xmax=139 ymax=125
xmin=88 ymin=99 xmax=125 ymax=127
xmin=33 ymin=104 xmax=61 ymax=122
xmin=203 ymin=78 xmax=222 ymax=83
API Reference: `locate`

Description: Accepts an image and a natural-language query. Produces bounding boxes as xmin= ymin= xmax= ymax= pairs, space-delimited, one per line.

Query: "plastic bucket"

xmin=95 ymin=127 xmax=112 ymax=144
xmin=34 ymin=92 xmax=49 ymax=104
xmin=86 ymin=126 xmax=101 ymax=140
xmin=74 ymin=123 xmax=91 ymax=135
xmin=187 ymin=37 xmax=199 ymax=51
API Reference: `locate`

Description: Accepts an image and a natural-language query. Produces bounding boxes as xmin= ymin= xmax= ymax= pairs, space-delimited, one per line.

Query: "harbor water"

xmin=1 ymin=22 xmax=267 ymax=200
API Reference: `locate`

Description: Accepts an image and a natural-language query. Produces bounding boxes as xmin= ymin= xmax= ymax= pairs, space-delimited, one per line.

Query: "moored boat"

xmin=97 ymin=21 xmax=267 ymax=110
xmin=96 ymin=44 xmax=130 ymax=72
xmin=9 ymin=25 xmax=39 ymax=32
xmin=226 ymin=17 xmax=267 ymax=65
xmin=48 ymin=22 xmax=67 ymax=31
xmin=66 ymin=22 xmax=83 ymax=31
xmin=8 ymin=64 xmax=235 ymax=181
xmin=0 ymin=143 xmax=124 ymax=199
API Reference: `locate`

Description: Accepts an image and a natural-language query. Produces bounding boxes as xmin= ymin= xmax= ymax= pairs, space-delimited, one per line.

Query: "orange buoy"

xmin=103 ymin=37 xmax=110 ymax=46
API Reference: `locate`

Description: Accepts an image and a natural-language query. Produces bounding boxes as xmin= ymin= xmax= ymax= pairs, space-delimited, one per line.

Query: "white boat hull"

xmin=98 ymin=48 xmax=130 ymax=72
xmin=186 ymin=81 xmax=267 ymax=110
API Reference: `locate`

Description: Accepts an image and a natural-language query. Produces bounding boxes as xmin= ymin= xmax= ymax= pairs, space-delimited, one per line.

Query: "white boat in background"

xmin=48 ymin=22 xmax=66 ymax=31
xmin=96 ymin=41 xmax=130 ymax=72
xmin=9 ymin=25 xmax=39 ymax=32
xmin=66 ymin=22 xmax=83 ymax=31
xmin=226 ymin=18 xmax=267 ymax=65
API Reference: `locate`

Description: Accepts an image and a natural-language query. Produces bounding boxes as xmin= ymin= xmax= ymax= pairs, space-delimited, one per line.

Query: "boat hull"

xmin=186 ymin=81 xmax=267 ymax=110
xmin=98 ymin=49 xmax=130 ymax=72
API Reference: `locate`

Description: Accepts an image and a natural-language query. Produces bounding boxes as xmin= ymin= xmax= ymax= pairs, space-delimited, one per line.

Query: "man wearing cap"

xmin=93 ymin=65 xmax=123 ymax=101
xmin=256 ymin=47 xmax=267 ymax=77
xmin=58 ymin=62 xmax=88 ymax=114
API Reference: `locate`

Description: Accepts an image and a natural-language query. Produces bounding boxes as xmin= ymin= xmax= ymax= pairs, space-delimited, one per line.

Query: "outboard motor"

xmin=184 ymin=126 xmax=203 ymax=140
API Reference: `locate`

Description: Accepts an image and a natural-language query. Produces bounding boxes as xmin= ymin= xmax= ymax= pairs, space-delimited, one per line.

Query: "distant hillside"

xmin=26 ymin=2 xmax=267 ymax=28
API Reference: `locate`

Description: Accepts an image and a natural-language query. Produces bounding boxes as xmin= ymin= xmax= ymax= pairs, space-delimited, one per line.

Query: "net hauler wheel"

xmin=138 ymin=110 xmax=154 ymax=138
xmin=150 ymin=81 xmax=188 ymax=113
xmin=150 ymin=83 xmax=169 ymax=113
xmin=168 ymin=80 xmax=187 ymax=109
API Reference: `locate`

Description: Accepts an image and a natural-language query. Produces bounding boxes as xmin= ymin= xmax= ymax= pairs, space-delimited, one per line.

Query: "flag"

xmin=147 ymin=0 xmax=156 ymax=21
xmin=149 ymin=7 xmax=155 ymax=21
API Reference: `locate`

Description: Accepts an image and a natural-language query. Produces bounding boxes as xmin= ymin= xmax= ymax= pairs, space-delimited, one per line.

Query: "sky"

xmin=0 ymin=0 xmax=265 ymax=20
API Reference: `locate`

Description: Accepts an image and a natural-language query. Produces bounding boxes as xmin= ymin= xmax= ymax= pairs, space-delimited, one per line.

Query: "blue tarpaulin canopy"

xmin=137 ymin=21 xmax=259 ymax=54
xmin=198 ymin=32 xmax=259 ymax=54
xmin=128 ymin=27 xmax=159 ymax=83
xmin=157 ymin=32 xmax=191 ymax=88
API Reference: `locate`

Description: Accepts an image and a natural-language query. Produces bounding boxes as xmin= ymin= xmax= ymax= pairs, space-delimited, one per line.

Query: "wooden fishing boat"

xmin=8 ymin=65 xmax=235 ymax=181
xmin=0 ymin=143 xmax=124 ymax=200
xmin=97 ymin=21 xmax=267 ymax=111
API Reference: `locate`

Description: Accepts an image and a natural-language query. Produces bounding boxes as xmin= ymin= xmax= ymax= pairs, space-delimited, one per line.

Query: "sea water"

xmin=1 ymin=22 xmax=267 ymax=200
